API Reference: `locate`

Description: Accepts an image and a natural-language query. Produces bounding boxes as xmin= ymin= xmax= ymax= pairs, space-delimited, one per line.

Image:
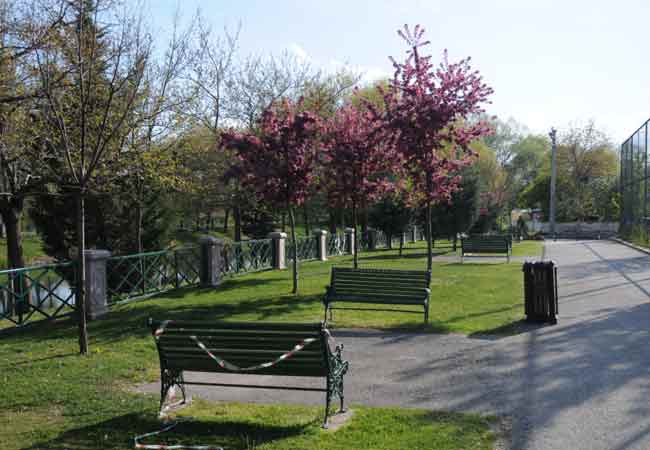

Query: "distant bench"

xmin=461 ymin=236 xmax=511 ymax=262
xmin=323 ymin=267 xmax=431 ymax=324
xmin=148 ymin=319 xmax=348 ymax=428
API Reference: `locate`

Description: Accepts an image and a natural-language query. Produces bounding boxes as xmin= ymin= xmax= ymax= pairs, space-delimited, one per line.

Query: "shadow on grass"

xmin=23 ymin=412 xmax=312 ymax=450
xmin=4 ymin=289 xmax=323 ymax=347
xmin=359 ymin=249 xmax=454 ymax=262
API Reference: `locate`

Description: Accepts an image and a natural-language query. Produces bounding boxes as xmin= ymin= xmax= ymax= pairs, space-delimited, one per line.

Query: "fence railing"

xmin=221 ymin=239 xmax=273 ymax=276
xmin=327 ymin=233 xmax=346 ymax=256
xmin=1 ymin=227 xmax=426 ymax=330
xmin=288 ymin=236 xmax=318 ymax=261
xmin=106 ymin=246 xmax=201 ymax=304
xmin=0 ymin=262 xmax=77 ymax=327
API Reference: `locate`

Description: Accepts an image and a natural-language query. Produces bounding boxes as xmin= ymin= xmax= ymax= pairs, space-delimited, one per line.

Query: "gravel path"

xmin=138 ymin=240 xmax=650 ymax=450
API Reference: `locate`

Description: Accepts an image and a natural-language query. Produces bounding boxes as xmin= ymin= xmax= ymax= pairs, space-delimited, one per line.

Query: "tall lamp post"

xmin=549 ymin=127 xmax=558 ymax=237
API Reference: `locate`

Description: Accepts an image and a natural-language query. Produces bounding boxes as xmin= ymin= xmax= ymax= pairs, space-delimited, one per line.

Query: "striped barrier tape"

xmin=137 ymin=320 xmax=319 ymax=448
xmin=189 ymin=335 xmax=316 ymax=372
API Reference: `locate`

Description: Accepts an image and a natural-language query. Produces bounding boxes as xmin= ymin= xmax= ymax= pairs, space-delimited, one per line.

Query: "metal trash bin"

xmin=523 ymin=261 xmax=558 ymax=324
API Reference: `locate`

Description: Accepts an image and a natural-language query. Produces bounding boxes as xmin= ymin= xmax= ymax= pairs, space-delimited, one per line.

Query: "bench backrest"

xmin=462 ymin=236 xmax=509 ymax=252
xmin=330 ymin=267 xmax=431 ymax=298
xmin=149 ymin=320 xmax=329 ymax=377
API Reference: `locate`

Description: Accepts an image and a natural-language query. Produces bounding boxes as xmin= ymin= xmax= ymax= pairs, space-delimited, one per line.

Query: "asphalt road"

xmin=139 ymin=239 xmax=650 ymax=450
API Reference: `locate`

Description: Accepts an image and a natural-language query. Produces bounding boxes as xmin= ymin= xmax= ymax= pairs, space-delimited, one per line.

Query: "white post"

xmin=344 ymin=228 xmax=355 ymax=255
xmin=268 ymin=232 xmax=287 ymax=269
xmin=314 ymin=230 xmax=328 ymax=261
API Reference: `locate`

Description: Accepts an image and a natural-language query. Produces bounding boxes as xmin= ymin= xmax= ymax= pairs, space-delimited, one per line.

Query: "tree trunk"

xmin=223 ymin=208 xmax=229 ymax=233
xmin=233 ymin=205 xmax=242 ymax=242
xmin=3 ymin=205 xmax=25 ymax=270
xmin=2 ymin=204 xmax=29 ymax=319
xmin=76 ymin=193 xmax=89 ymax=355
xmin=399 ymin=237 xmax=404 ymax=256
xmin=281 ymin=212 xmax=286 ymax=232
xmin=426 ymin=201 xmax=433 ymax=272
xmin=288 ymin=206 xmax=299 ymax=294
xmin=453 ymin=234 xmax=457 ymax=252
xmin=328 ymin=209 xmax=337 ymax=235
xmin=360 ymin=209 xmax=368 ymax=235
xmin=352 ymin=200 xmax=358 ymax=269
xmin=303 ymin=204 xmax=310 ymax=236
xmin=136 ymin=200 xmax=143 ymax=254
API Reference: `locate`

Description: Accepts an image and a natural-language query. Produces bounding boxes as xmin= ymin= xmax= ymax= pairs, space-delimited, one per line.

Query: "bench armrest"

xmin=324 ymin=285 xmax=333 ymax=302
xmin=329 ymin=342 xmax=348 ymax=376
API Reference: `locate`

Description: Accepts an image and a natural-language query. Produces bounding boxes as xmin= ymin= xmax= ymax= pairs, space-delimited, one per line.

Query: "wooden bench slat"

xmin=327 ymin=296 xmax=425 ymax=305
xmin=159 ymin=329 xmax=322 ymax=338
xmin=148 ymin=318 xmax=348 ymax=427
xmin=160 ymin=346 xmax=324 ymax=357
xmin=152 ymin=320 xmax=323 ymax=332
xmin=324 ymin=267 xmax=430 ymax=323
xmin=332 ymin=280 xmax=428 ymax=290
xmin=331 ymin=287 xmax=428 ymax=296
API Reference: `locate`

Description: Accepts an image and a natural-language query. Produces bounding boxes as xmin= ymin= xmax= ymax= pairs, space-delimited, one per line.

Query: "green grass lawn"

xmin=0 ymin=239 xmax=538 ymax=449
xmin=0 ymin=235 xmax=48 ymax=269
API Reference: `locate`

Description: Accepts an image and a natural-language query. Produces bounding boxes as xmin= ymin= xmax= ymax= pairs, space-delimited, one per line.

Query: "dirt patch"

xmin=324 ymin=408 xmax=355 ymax=432
xmin=489 ymin=415 xmax=512 ymax=450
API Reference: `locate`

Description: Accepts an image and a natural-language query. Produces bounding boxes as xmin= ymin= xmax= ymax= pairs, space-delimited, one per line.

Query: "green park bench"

xmin=323 ymin=267 xmax=431 ymax=324
xmin=461 ymin=236 xmax=511 ymax=262
xmin=148 ymin=318 xmax=349 ymax=428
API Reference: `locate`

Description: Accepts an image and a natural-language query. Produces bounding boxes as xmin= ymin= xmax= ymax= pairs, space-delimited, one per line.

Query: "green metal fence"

xmin=106 ymin=246 xmax=201 ymax=304
xmin=288 ymin=236 xmax=318 ymax=261
xmin=221 ymin=239 xmax=273 ymax=276
xmin=326 ymin=233 xmax=346 ymax=256
xmin=0 ymin=262 xmax=77 ymax=326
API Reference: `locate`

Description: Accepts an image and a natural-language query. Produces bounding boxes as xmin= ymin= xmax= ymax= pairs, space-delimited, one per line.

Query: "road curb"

xmin=611 ymin=237 xmax=650 ymax=256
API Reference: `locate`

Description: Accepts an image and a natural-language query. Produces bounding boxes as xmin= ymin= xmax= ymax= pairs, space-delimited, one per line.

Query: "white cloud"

xmin=288 ymin=43 xmax=309 ymax=62
xmin=328 ymin=59 xmax=391 ymax=84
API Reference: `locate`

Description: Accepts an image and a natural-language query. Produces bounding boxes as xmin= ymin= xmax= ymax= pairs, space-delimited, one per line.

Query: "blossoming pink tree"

xmin=221 ymin=98 xmax=320 ymax=294
xmin=324 ymin=103 xmax=400 ymax=268
xmin=375 ymin=24 xmax=494 ymax=270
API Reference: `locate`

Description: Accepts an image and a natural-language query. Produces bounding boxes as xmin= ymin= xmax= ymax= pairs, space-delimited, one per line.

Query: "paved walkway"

xmin=140 ymin=240 xmax=650 ymax=450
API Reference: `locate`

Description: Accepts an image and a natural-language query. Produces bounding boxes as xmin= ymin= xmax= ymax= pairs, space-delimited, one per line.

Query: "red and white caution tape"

xmin=139 ymin=321 xmax=318 ymax=449
xmin=189 ymin=335 xmax=316 ymax=372
xmin=134 ymin=421 xmax=223 ymax=450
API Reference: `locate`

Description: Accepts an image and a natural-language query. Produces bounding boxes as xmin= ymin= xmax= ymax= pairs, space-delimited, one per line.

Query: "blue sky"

xmin=149 ymin=0 xmax=650 ymax=144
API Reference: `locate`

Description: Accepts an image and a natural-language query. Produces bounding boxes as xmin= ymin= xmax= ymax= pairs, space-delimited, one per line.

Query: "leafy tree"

xmin=0 ymin=0 xmax=66 ymax=274
xmin=323 ymin=103 xmax=398 ymax=268
xmin=30 ymin=183 xmax=175 ymax=258
xmin=32 ymin=0 xmax=149 ymax=353
xmin=373 ymin=24 xmax=493 ymax=270
xmin=430 ymin=167 xmax=479 ymax=249
xmin=518 ymin=121 xmax=618 ymax=221
xmin=221 ymin=98 xmax=321 ymax=294
xmin=368 ymin=194 xmax=412 ymax=256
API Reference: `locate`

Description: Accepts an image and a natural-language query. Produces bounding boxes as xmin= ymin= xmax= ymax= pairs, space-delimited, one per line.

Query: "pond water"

xmin=0 ymin=279 xmax=75 ymax=318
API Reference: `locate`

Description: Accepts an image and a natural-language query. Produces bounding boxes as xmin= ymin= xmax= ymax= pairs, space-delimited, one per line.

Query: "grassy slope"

xmin=0 ymin=235 xmax=48 ymax=269
xmin=0 ymin=240 xmax=543 ymax=449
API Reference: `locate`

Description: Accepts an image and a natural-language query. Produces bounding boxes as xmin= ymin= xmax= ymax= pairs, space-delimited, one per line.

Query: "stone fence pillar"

xmin=84 ymin=249 xmax=111 ymax=320
xmin=314 ymin=230 xmax=328 ymax=261
xmin=268 ymin=232 xmax=287 ymax=269
xmin=401 ymin=232 xmax=407 ymax=247
xmin=367 ymin=229 xmax=377 ymax=251
xmin=199 ymin=236 xmax=224 ymax=288
xmin=344 ymin=228 xmax=355 ymax=255
xmin=411 ymin=226 xmax=417 ymax=242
